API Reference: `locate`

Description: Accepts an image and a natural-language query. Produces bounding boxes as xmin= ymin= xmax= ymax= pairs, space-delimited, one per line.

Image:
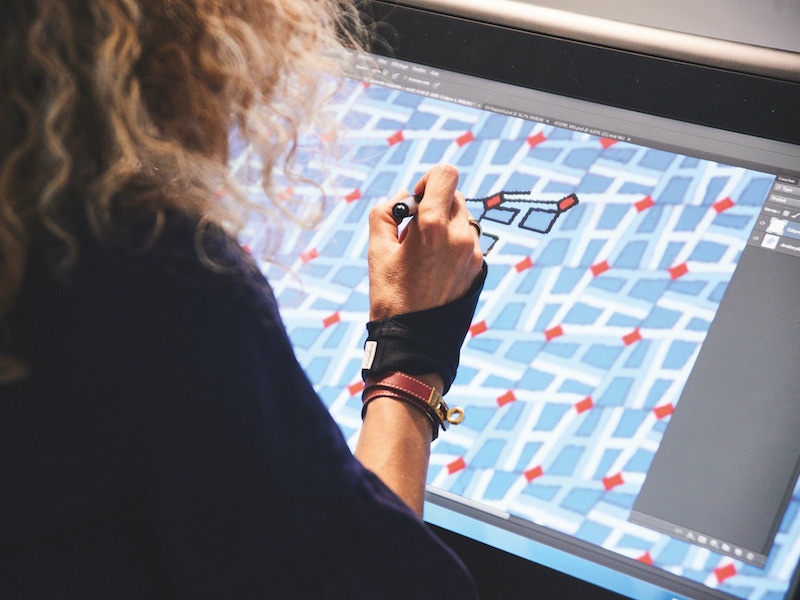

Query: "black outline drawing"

xmin=466 ymin=191 xmax=579 ymax=254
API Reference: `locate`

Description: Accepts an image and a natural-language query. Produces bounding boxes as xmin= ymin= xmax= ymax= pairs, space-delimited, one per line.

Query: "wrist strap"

xmin=362 ymin=372 xmax=465 ymax=441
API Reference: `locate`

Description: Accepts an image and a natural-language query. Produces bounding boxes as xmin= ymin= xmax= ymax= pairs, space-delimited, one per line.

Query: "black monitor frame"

xmin=359 ymin=1 xmax=800 ymax=147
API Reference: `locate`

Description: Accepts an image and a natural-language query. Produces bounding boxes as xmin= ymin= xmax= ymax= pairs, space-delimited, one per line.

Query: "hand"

xmin=368 ymin=164 xmax=484 ymax=320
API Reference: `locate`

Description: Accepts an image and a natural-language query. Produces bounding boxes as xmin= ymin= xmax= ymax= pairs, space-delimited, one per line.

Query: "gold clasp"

xmin=445 ymin=406 xmax=465 ymax=425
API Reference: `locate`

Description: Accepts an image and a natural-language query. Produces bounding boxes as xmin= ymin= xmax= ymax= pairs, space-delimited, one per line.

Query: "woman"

xmin=0 ymin=0 xmax=485 ymax=598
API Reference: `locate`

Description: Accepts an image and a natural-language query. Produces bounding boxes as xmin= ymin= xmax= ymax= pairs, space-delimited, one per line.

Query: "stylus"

xmin=392 ymin=194 xmax=422 ymax=220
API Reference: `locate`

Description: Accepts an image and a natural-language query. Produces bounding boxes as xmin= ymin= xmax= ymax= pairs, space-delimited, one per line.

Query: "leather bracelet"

xmin=362 ymin=389 xmax=441 ymax=439
xmin=362 ymin=372 xmax=465 ymax=441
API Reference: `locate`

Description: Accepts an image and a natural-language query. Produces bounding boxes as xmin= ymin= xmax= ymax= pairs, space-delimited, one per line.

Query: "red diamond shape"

xmin=456 ymin=131 xmax=475 ymax=147
xmin=497 ymin=390 xmax=516 ymax=407
xmin=447 ymin=457 xmax=466 ymax=475
xmin=654 ymin=404 xmax=674 ymax=420
xmin=635 ymin=196 xmax=655 ymax=212
xmin=575 ymin=396 xmax=594 ymax=414
xmin=603 ymin=472 xmax=624 ymax=491
xmin=387 ymin=130 xmax=405 ymax=146
xmin=300 ymin=248 xmax=319 ymax=263
xmin=714 ymin=563 xmax=737 ymax=584
xmin=622 ymin=328 xmax=642 ymax=346
xmin=322 ymin=312 xmax=341 ymax=328
xmin=558 ymin=194 xmax=579 ymax=212
xmin=524 ymin=466 xmax=544 ymax=482
xmin=638 ymin=552 xmax=654 ymax=565
xmin=515 ymin=256 xmax=534 ymax=272
xmin=669 ymin=262 xmax=689 ymax=280
xmin=545 ymin=325 xmax=564 ymax=341
xmin=469 ymin=320 xmax=488 ymax=337
xmin=713 ymin=197 xmax=734 ymax=214
xmin=486 ymin=194 xmax=502 ymax=208
xmin=347 ymin=381 xmax=365 ymax=396
xmin=591 ymin=260 xmax=610 ymax=277
xmin=527 ymin=131 xmax=547 ymax=148
xmin=600 ymin=137 xmax=618 ymax=149
xmin=344 ymin=189 xmax=362 ymax=203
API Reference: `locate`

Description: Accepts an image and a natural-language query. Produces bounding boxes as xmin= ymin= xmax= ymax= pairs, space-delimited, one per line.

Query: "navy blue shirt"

xmin=0 ymin=215 xmax=477 ymax=599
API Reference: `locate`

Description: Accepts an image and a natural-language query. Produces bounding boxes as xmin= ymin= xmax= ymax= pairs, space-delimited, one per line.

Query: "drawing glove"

xmin=362 ymin=262 xmax=487 ymax=394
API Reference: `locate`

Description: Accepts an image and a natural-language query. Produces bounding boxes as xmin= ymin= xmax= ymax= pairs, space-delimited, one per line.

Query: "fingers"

xmin=413 ymin=164 xmax=484 ymax=287
xmin=411 ymin=164 xmax=482 ymax=266
xmin=367 ymin=164 xmax=485 ymax=317
xmin=412 ymin=164 xmax=460 ymax=223
xmin=371 ymin=163 xmax=479 ymax=256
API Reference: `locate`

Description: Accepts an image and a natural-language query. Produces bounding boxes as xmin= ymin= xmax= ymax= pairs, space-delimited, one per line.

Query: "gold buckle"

xmin=426 ymin=387 xmax=465 ymax=430
xmin=445 ymin=406 xmax=465 ymax=425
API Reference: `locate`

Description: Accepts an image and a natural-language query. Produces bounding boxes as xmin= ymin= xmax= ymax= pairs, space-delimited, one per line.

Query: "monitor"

xmin=233 ymin=2 xmax=800 ymax=598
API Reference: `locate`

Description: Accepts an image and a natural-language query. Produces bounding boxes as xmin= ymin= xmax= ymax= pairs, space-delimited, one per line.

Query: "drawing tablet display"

xmin=232 ymin=2 xmax=800 ymax=598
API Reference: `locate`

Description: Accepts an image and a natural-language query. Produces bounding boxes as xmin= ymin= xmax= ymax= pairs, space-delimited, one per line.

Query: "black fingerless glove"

xmin=361 ymin=262 xmax=488 ymax=394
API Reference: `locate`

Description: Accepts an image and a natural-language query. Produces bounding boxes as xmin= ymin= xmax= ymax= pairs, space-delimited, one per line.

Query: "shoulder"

xmin=16 ymin=209 xmax=286 ymax=401
xmin=62 ymin=211 xmax=279 ymax=329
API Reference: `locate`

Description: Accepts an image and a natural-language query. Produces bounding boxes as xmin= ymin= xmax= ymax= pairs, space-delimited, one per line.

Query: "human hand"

xmin=368 ymin=164 xmax=484 ymax=320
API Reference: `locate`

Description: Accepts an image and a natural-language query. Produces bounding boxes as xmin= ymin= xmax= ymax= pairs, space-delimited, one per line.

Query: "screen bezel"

xmin=360 ymin=0 xmax=800 ymax=146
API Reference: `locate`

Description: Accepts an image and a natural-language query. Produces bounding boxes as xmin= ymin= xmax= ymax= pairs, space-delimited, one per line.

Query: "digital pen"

xmin=392 ymin=194 xmax=423 ymax=220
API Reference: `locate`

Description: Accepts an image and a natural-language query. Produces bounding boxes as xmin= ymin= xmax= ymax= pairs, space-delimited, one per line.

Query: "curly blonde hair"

xmin=0 ymin=0 xmax=365 ymax=382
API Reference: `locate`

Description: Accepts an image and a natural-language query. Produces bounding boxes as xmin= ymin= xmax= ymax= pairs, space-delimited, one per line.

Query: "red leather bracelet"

xmin=362 ymin=372 xmax=465 ymax=441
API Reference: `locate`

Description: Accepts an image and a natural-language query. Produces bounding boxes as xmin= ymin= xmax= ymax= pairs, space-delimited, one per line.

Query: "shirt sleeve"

xmin=197 ymin=469 xmax=479 ymax=600
xmin=133 ymin=244 xmax=477 ymax=599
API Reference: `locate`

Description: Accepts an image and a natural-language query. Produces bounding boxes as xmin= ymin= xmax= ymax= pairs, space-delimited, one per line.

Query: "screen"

xmin=232 ymin=3 xmax=800 ymax=599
